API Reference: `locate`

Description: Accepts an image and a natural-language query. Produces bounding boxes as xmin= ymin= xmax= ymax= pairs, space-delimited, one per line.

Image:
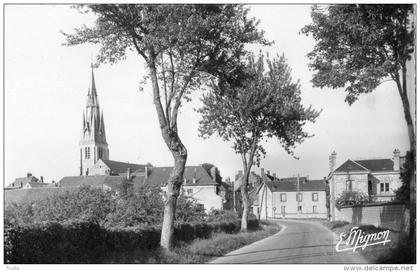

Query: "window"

xmin=380 ymin=183 xmax=390 ymax=193
xmin=280 ymin=193 xmax=287 ymax=202
xmin=312 ymin=193 xmax=318 ymax=201
xmin=313 ymin=205 xmax=317 ymax=213
xmin=296 ymin=193 xmax=303 ymax=202
xmin=346 ymin=179 xmax=353 ymax=192
xmin=85 ymin=147 xmax=90 ymax=159
xmin=98 ymin=147 xmax=102 ymax=159
xmin=298 ymin=205 xmax=302 ymax=213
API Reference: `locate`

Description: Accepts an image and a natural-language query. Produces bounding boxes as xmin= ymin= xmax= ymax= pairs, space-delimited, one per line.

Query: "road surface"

xmin=210 ymin=219 xmax=368 ymax=264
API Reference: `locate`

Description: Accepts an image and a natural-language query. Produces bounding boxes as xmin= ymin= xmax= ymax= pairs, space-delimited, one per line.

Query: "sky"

xmin=4 ymin=4 xmax=414 ymax=186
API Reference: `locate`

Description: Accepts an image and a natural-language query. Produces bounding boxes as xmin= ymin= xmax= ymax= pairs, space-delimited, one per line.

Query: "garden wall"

xmin=335 ymin=202 xmax=409 ymax=232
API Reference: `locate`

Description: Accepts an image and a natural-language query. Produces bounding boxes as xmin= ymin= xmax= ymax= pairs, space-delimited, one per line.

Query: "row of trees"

xmin=301 ymin=4 xmax=415 ymax=248
xmin=64 ymin=4 xmax=415 ymax=251
xmin=63 ymin=4 xmax=317 ymax=250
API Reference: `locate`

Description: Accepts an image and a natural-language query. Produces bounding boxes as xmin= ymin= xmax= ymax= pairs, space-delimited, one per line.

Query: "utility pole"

xmin=293 ymin=173 xmax=301 ymax=215
xmin=329 ymin=151 xmax=337 ymax=221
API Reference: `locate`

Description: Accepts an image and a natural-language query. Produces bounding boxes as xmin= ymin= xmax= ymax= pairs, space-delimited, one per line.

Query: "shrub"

xmin=4 ymin=218 xmax=259 ymax=264
xmin=175 ymin=196 xmax=207 ymax=223
xmin=104 ymin=185 xmax=164 ymax=227
xmin=335 ymin=191 xmax=369 ymax=209
xmin=5 ymin=185 xmax=211 ymax=229
xmin=207 ymin=209 xmax=239 ymax=222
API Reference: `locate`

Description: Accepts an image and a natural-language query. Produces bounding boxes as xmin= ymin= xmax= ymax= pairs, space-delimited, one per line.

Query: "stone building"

xmin=89 ymin=159 xmax=148 ymax=176
xmin=79 ymin=65 xmax=109 ymax=176
xmin=329 ymin=149 xmax=404 ymax=202
xmin=327 ymin=149 xmax=404 ymax=220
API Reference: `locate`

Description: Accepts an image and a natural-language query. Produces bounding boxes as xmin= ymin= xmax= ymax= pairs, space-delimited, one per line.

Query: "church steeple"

xmin=79 ymin=64 xmax=109 ymax=176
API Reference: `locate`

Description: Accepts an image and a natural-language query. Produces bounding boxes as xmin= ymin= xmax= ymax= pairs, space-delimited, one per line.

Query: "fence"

xmin=335 ymin=202 xmax=409 ymax=233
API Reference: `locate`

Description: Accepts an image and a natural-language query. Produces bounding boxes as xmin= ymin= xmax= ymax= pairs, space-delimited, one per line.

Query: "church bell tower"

xmin=79 ymin=64 xmax=109 ymax=176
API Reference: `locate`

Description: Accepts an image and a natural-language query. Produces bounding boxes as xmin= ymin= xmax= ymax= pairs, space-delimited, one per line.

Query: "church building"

xmin=79 ymin=65 xmax=109 ymax=176
xmin=57 ymin=65 xmax=229 ymax=211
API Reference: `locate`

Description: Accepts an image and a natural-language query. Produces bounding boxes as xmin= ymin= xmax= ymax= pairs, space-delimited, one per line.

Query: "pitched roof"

xmin=264 ymin=175 xmax=325 ymax=192
xmin=101 ymin=159 xmax=146 ymax=174
xmin=335 ymin=159 xmax=369 ymax=172
xmin=355 ymin=159 xmax=394 ymax=172
xmin=58 ymin=175 xmax=124 ymax=188
xmin=5 ymin=187 xmax=80 ymax=204
xmin=143 ymin=166 xmax=218 ymax=187
xmin=8 ymin=176 xmax=39 ymax=188
xmin=27 ymin=182 xmax=50 ymax=188
xmin=335 ymin=158 xmax=398 ymax=173
xmin=276 ymin=176 xmax=309 ymax=183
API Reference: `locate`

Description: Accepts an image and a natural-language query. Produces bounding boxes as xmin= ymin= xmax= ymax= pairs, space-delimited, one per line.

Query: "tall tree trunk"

xmin=160 ymin=153 xmax=187 ymax=250
xmin=395 ymin=67 xmax=416 ymax=252
xmin=148 ymin=59 xmax=188 ymax=250
xmin=240 ymin=185 xmax=249 ymax=231
xmin=240 ymin=137 xmax=258 ymax=231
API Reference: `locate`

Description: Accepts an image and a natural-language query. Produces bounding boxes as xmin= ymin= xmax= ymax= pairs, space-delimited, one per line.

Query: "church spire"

xmin=80 ymin=63 xmax=109 ymax=176
xmin=90 ymin=62 xmax=97 ymax=98
xmin=87 ymin=63 xmax=99 ymax=107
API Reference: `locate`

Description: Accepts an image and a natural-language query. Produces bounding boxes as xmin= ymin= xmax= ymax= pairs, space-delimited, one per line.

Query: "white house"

xmin=137 ymin=165 xmax=226 ymax=211
xmin=255 ymin=172 xmax=328 ymax=219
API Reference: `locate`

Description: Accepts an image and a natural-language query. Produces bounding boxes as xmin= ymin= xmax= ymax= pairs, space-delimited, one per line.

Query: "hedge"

xmin=5 ymin=219 xmax=259 ymax=264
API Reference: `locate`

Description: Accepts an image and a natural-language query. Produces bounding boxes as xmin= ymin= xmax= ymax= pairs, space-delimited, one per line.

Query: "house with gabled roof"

xmin=328 ymin=149 xmax=404 ymax=205
xmin=57 ymin=163 xmax=228 ymax=211
xmin=89 ymin=159 xmax=149 ymax=176
xmin=135 ymin=164 xmax=227 ymax=211
xmin=7 ymin=173 xmax=51 ymax=190
xmin=255 ymin=169 xmax=327 ymax=219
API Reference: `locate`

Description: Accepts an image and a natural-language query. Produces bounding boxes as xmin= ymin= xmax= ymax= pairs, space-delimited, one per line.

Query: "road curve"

xmin=210 ymin=219 xmax=368 ymax=264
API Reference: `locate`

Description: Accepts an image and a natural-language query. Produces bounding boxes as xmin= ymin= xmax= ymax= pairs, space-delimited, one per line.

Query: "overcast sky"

xmin=4 ymin=4 xmax=414 ymax=185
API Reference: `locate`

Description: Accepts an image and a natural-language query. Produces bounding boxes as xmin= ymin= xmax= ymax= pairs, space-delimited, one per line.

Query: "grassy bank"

xmin=322 ymin=220 xmax=414 ymax=264
xmin=105 ymin=220 xmax=281 ymax=263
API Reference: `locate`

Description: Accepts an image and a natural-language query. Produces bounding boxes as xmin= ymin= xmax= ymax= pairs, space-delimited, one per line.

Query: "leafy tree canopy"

xmin=198 ymin=52 xmax=320 ymax=166
xmin=301 ymin=4 xmax=414 ymax=105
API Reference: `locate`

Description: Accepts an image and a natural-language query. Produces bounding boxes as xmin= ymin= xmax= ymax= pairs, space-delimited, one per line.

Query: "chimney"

xmin=193 ymin=167 xmax=198 ymax=184
xmin=27 ymin=173 xmax=32 ymax=178
xmin=273 ymin=173 xmax=276 ymax=178
xmin=393 ymin=149 xmax=401 ymax=171
xmin=126 ymin=168 xmax=132 ymax=180
xmin=211 ymin=166 xmax=217 ymax=183
xmin=267 ymin=170 xmax=271 ymax=176
xmin=144 ymin=166 xmax=149 ymax=180
xmin=329 ymin=151 xmax=337 ymax=172
xmin=40 ymin=176 xmax=44 ymax=183
xmin=261 ymin=168 xmax=265 ymax=177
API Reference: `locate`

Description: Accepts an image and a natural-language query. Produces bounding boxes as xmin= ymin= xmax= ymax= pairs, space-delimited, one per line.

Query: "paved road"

xmin=210 ymin=220 xmax=368 ymax=264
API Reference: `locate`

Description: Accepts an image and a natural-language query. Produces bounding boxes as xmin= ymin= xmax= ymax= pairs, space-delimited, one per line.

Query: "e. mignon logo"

xmin=336 ymin=226 xmax=391 ymax=252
